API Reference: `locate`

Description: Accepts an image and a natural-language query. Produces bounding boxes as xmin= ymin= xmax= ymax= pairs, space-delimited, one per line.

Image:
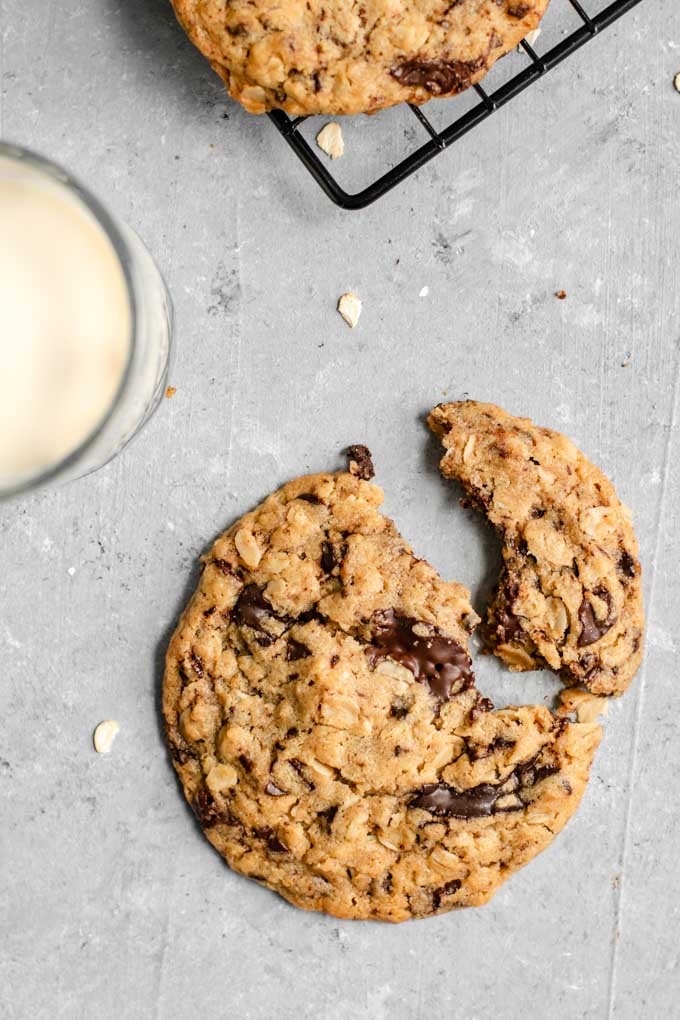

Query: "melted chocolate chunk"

xmin=410 ymin=782 xmax=507 ymax=819
xmin=239 ymin=754 xmax=253 ymax=773
xmin=367 ymin=609 xmax=474 ymax=703
xmin=410 ymin=756 xmax=558 ymax=819
xmin=392 ymin=58 xmax=483 ymax=95
xmin=346 ymin=444 xmax=375 ymax=480
xmin=321 ymin=540 xmax=338 ymax=574
xmin=432 ymin=879 xmax=462 ymax=911
xmin=577 ymin=588 xmax=616 ymax=647
xmin=264 ymin=780 xmax=288 ymax=797
xmin=286 ymin=638 xmax=311 ymax=662
xmin=618 ymin=549 xmax=638 ymax=578
xmin=508 ymin=3 xmax=531 ymax=16
xmin=190 ymin=651 xmax=204 ymax=679
xmin=233 ymin=584 xmax=284 ymax=637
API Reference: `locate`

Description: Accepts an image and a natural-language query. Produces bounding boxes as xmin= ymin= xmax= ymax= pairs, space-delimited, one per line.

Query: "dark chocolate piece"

xmin=253 ymin=826 xmax=289 ymax=853
xmin=432 ymin=880 xmax=462 ymax=911
xmin=410 ymin=756 xmax=559 ymax=819
xmin=298 ymin=493 xmax=322 ymax=504
xmin=286 ymin=638 xmax=311 ymax=662
xmin=192 ymin=788 xmax=227 ymax=828
xmin=233 ymin=583 xmax=284 ymax=636
xmin=391 ymin=58 xmax=483 ymax=95
xmin=410 ymin=781 xmax=506 ymax=819
xmin=577 ymin=588 xmax=616 ymax=647
xmin=618 ymin=549 xmax=638 ymax=578
xmin=190 ymin=651 xmax=204 ymax=679
xmin=346 ymin=444 xmax=375 ymax=480
xmin=212 ymin=558 xmax=242 ymax=579
xmin=321 ymin=540 xmax=338 ymax=574
xmin=367 ymin=609 xmax=474 ymax=703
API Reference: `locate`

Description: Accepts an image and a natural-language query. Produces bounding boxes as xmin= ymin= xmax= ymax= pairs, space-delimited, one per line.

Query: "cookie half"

xmin=170 ymin=0 xmax=549 ymax=116
xmin=163 ymin=451 xmax=600 ymax=921
xmin=428 ymin=401 xmax=644 ymax=697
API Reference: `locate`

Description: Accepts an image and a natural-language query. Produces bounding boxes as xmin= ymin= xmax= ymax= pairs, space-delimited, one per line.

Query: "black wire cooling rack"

xmin=268 ymin=0 xmax=644 ymax=209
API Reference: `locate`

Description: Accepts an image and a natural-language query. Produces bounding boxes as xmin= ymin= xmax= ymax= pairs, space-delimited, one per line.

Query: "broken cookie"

xmin=164 ymin=450 xmax=600 ymax=921
xmin=428 ymin=400 xmax=644 ymax=696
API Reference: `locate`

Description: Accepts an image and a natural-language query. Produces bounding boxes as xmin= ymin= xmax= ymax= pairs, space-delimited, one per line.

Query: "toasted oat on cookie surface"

xmin=170 ymin=0 xmax=549 ymax=116
xmin=163 ymin=449 xmax=600 ymax=921
xmin=428 ymin=401 xmax=644 ymax=697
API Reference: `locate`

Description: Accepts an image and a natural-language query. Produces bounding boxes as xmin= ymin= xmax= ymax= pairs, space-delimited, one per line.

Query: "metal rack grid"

xmin=268 ymin=0 xmax=644 ymax=209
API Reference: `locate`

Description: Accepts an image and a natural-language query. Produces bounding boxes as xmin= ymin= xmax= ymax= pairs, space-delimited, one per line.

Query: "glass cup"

xmin=0 ymin=142 xmax=173 ymax=500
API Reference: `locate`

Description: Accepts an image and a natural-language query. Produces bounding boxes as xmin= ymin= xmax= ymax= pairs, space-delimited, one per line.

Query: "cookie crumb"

xmin=674 ymin=72 xmax=680 ymax=93
xmin=519 ymin=27 xmax=541 ymax=51
xmin=346 ymin=444 xmax=375 ymax=480
xmin=419 ymin=286 xmax=429 ymax=298
xmin=93 ymin=720 xmax=120 ymax=754
xmin=338 ymin=292 xmax=362 ymax=328
xmin=316 ymin=122 xmax=344 ymax=159
xmin=165 ymin=386 xmax=177 ymax=399
xmin=557 ymin=690 xmax=608 ymax=725
xmin=555 ymin=290 xmax=567 ymax=300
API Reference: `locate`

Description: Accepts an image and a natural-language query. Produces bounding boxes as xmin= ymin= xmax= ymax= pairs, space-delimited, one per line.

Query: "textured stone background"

xmin=2 ymin=1 xmax=679 ymax=1017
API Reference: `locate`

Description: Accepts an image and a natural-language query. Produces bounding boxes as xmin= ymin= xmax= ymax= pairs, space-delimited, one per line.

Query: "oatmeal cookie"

xmin=163 ymin=449 xmax=600 ymax=921
xmin=170 ymin=0 xmax=549 ymax=116
xmin=429 ymin=401 xmax=644 ymax=697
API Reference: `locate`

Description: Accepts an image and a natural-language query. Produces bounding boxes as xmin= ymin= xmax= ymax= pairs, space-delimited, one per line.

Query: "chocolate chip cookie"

xmin=170 ymin=0 xmax=549 ymax=116
xmin=163 ymin=449 xmax=601 ymax=921
xmin=429 ymin=402 xmax=644 ymax=697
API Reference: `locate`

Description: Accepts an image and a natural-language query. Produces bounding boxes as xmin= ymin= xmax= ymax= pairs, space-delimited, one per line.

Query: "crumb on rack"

xmin=518 ymin=27 xmax=541 ymax=52
xmin=555 ymin=290 xmax=567 ymax=300
xmin=165 ymin=386 xmax=177 ymax=399
xmin=316 ymin=122 xmax=344 ymax=160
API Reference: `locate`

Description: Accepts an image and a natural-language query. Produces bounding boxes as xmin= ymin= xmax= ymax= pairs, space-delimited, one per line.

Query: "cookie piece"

xmin=163 ymin=455 xmax=601 ymax=921
xmin=170 ymin=0 xmax=549 ymax=116
xmin=428 ymin=401 xmax=644 ymax=697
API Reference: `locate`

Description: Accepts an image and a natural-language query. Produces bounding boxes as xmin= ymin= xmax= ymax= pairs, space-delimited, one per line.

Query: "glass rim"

xmin=0 ymin=140 xmax=137 ymax=499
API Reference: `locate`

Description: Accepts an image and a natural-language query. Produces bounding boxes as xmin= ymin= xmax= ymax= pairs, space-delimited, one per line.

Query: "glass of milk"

xmin=0 ymin=142 xmax=173 ymax=499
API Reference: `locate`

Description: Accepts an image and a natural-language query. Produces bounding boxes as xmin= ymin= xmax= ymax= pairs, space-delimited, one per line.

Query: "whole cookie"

xmin=429 ymin=401 xmax=644 ymax=697
xmin=163 ymin=451 xmax=601 ymax=921
xmin=170 ymin=0 xmax=549 ymax=116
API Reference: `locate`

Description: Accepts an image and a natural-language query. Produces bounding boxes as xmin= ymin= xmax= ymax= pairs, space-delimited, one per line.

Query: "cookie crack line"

xmin=163 ymin=442 xmax=607 ymax=921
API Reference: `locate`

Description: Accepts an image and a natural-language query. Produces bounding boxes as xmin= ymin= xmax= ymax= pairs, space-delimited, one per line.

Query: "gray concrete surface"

xmin=2 ymin=1 xmax=679 ymax=1017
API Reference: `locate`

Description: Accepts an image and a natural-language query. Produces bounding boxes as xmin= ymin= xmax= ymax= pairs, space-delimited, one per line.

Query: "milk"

xmin=0 ymin=156 xmax=131 ymax=484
